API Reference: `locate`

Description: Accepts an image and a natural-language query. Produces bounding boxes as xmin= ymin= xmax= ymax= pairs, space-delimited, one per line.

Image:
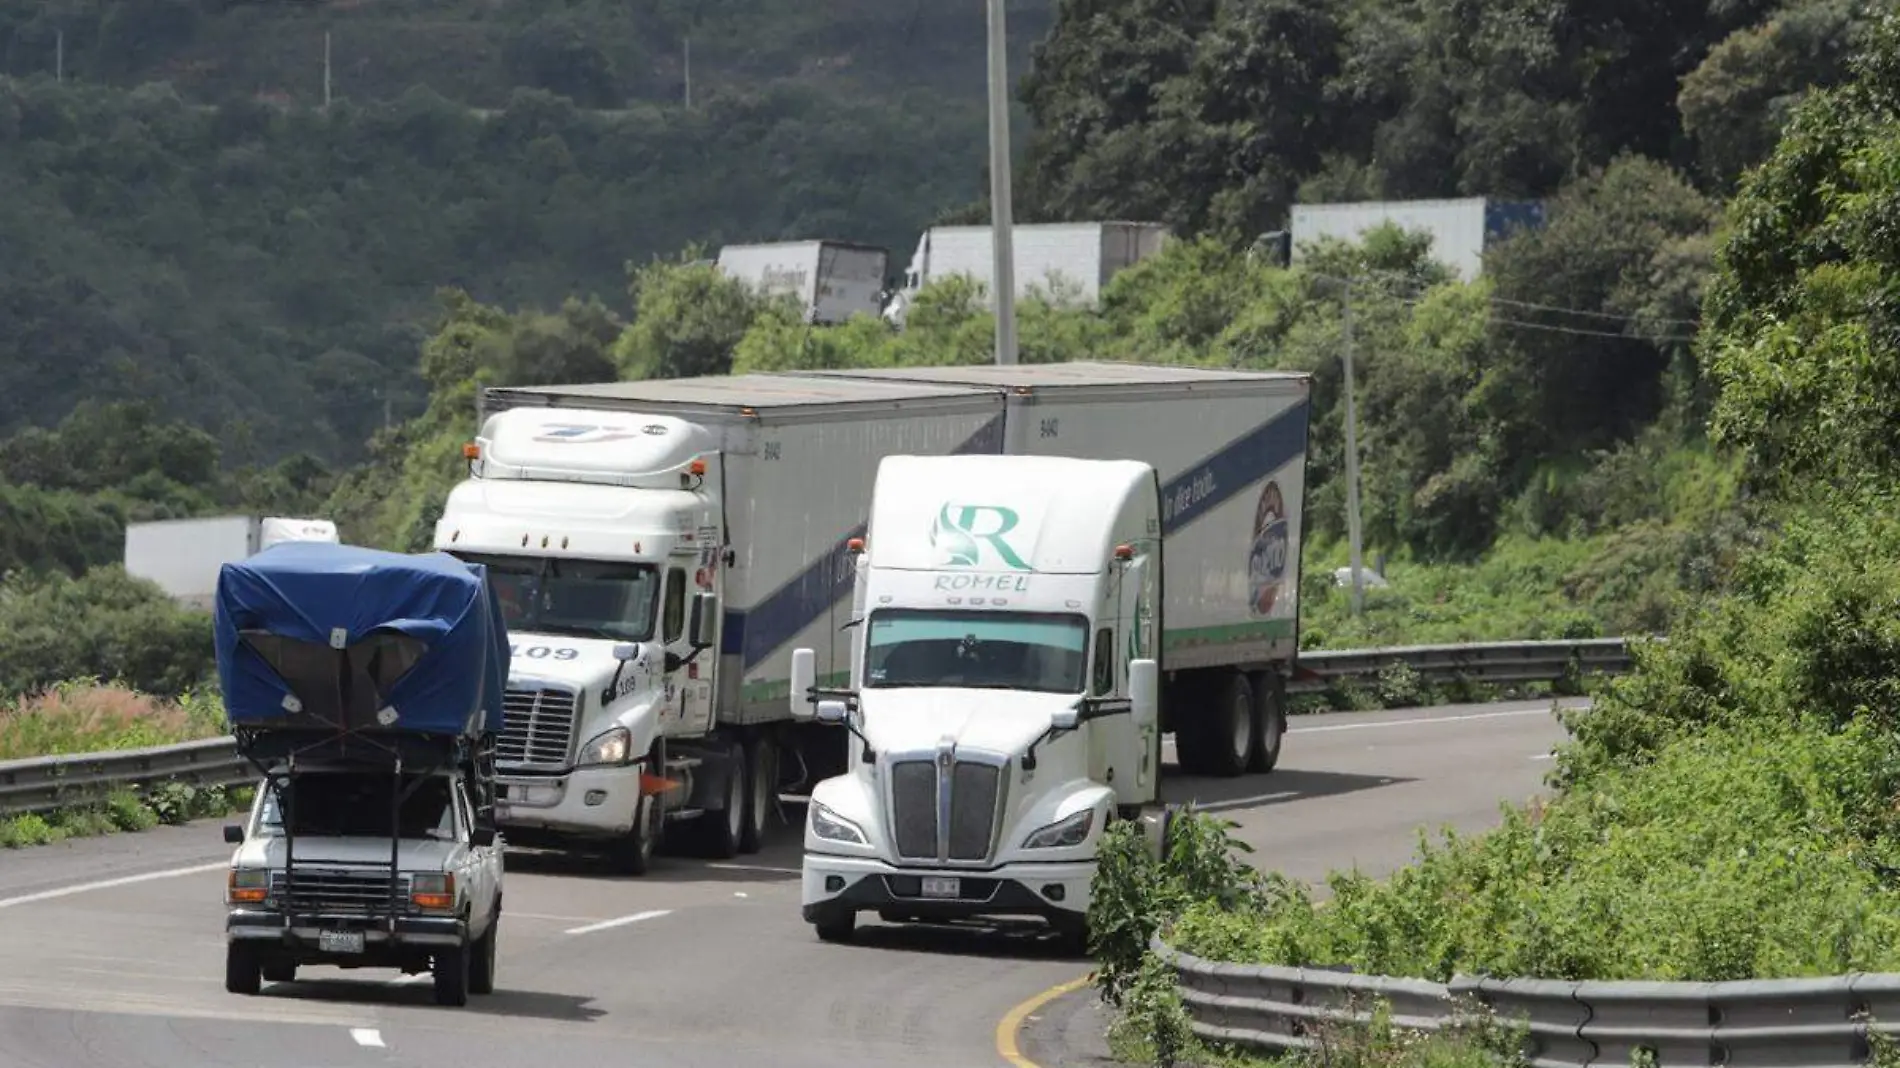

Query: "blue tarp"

xmin=212 ymin=541 xmax=509 ymax=739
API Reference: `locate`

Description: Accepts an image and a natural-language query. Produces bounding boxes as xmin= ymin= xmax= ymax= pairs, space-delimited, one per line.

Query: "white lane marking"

xmin=1289 ymin=706 xmax=1566 ymax=735
xmin=508 ymin=911 xmax=612 ymax=924
xmin=564 ymin=909 xmax=671 ymax=935
xmin=1530 ymin=752 xmax=1555 ymax=761
xmin=351 ymin=1028 xmax=386 ymax=1048
xmin=0 ymin=861 xmax=224 ymax=910
xmin=1187 ymin=791 xmax=1300 ymax=813
xmin=706 ymin=862 xmax=800 ymax=875
xmin=387 ymin=973 xmax=429 ymax=986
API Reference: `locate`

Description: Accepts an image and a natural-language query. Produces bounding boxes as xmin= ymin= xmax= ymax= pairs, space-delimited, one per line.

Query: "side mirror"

xmin=1050 ymin=706 xmax=1080 ymax=731
xmin=689 ymin=592 xmax=719 ymax=649
xmin=789 ymin=647 xmax=817 ymax=719
xmin=1129 ymin=658 xmax=1159 ymax=730
xmin=612 ymin=642 xmax=639 ymax=663
xmin=222 ymin=824 xmax=245 ymax=844
xmin=815 ymin=699 xmax=849 ymax=725
xmin=470 ymin=826 xmax=498 ymax=848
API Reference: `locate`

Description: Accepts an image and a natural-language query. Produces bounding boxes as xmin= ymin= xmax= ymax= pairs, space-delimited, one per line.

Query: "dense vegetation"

xmin=1 ymin=0 xmax=1875 ymax=762
xmin=1092 ymin=14 xmax=1900 ymax=1064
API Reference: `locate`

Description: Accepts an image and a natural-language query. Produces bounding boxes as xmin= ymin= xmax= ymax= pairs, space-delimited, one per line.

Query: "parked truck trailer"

xmin=798 ymin=361 xmax=1313 ymax=778
xmin=435 ymin=373 xmax=1012 ymax=873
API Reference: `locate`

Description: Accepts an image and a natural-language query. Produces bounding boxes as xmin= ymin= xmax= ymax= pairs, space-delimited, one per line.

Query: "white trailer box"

xmin=124 ymin=514 xmax=338 ymax=610
xmin=1288 ymin=197 xmax=1546 ymax=280
xmin=794 ymin=361 xmax=1312 ymax=776
xmin=889 ymin=221 xmax=1171 ymax=323
xmin=716 ymin=240 xmax=890 ymax=325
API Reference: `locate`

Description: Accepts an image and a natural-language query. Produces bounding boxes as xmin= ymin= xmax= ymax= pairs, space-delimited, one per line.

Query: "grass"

xmin=0 ymin=781 xmax=254 ymax=850
xmin=0 ymin=679 xmax=227 ymax=761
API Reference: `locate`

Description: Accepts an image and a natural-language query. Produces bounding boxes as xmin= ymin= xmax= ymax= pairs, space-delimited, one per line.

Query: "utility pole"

xmin=683 ymin=36 xmax=692 ymax=109
xmin=322 ymin=31 xmax=332 ymax=108
xmin=984 ymin=0 xmax=1018 ymax=365
xmin=1340 ymin=279 xmax=1366 ymax=616
xmin=55 ymin=30 xmax=63 ymax=82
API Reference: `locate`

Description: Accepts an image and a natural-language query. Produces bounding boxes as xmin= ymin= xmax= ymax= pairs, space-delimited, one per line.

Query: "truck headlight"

xmin=578 ymin=727 xmax=632 ymax=767
xmin=1022 ymin=808 xmax=1094 ymax=849
xmin=227 ymin=867 xmax=268 ymax=905
xmin=810 ymin=802 xmax=866 ymax=845
xmin=411 ymin=872 xmax=456 ymax=911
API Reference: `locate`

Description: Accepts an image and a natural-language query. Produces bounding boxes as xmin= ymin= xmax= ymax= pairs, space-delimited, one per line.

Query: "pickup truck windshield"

xmin=451 ymin=551 xmax=659 ymax=642
xmin=255 ymin=773 xmax=457 ymax=840
xmin=863 ymin=609 xmax=1088 ymax=694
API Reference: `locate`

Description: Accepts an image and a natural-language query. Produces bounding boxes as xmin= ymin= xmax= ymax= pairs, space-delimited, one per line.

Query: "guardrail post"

xmin=1450 ymin=974 xmax=1595 ymax=1065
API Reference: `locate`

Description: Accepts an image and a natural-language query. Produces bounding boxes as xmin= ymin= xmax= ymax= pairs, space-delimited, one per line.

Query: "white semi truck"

xmin=785 ymin=362 xmax=1312 ymax=944
xmin=883 ymin=221 xmax=1171 ymax=327
xmin=715 ymin=240 xmax=890 ymax=324
xmin=433 ymin=373 xmax=1013 ymax=873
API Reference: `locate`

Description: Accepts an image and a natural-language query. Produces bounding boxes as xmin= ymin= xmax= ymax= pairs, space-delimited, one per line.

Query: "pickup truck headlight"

xmin=227 ymin=867 xmax=268 ymax=905
xmin=810 ymin=802 xmax=867 ymax=845
xmin=578 ymin=727 xmax=632 ymax=767
xmin=410 ymin=872 xmax=456 ymax=912
xmin=1022 ymin=808 xmax=1094 ymax=850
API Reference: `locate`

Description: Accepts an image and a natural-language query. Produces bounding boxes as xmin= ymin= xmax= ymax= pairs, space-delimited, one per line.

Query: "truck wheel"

xmin=433 ymin=944 xmax=471 ymax=1007
xmin=607 ymin=783 xmax=664 ymax=875
xmin=739 ymin=736 xmax=776 ymax=854
xmin=469 ymin=920 xmax=498 ymax=996
xmin=1248 ymin=671 xmax=1287 ymax=773
xmin=696 ymin=754 xmax=745 ymax=860
xmin=1050 ymin=915 xmax=1091 ymax=958
xmin=813 ymin=907 xmax=856 ymax=944
xmin=224 ymin=943 xmax=261 ymax=996
xmin=1181 ymin=673 xmax=1253 ymax=777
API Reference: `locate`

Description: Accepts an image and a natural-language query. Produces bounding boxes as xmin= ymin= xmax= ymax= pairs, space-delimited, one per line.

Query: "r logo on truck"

xmin=930 ymin=503 xmax=1031 ymax=571
xmin=1248 ymin=481 xmax=1289 ymax=616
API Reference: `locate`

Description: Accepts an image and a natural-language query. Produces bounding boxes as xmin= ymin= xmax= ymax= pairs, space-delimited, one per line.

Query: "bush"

xmin=0 ymin=680 xmax=225 ymax=760
xmin=0 ymin=567 xmax=214 ymax=701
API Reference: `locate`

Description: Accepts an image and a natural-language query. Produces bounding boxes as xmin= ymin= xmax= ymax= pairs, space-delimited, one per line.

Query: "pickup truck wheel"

xmin=739 ymin=736 xmax=776 ymax=854
xmin=469 ymin=920 xmax=498 ymax=996
xmin=432 ymin=944 xmax=471 ymax=1007
xmin=262 ymin=961 xmax=297 ymax=984
xmin=812 ymin=907 xmax=856 ymax=944
xmin=224 ymin=943 xmax=261 ymax=996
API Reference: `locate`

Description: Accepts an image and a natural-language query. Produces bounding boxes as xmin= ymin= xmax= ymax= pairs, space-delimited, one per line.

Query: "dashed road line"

xmin=350 ymin=1028 xmax=386 ymax=1047
xmin=0 ymin=861 xmax=224 ymax=910
xmin=564 ymin=908 xmax=672 ymax=935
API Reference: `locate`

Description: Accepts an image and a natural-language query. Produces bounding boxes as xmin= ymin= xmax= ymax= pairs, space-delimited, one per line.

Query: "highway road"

xmin=0 ymin=697 xmax=1580 ymax=1068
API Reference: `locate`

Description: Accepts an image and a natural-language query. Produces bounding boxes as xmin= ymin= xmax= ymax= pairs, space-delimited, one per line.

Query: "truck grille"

xmin=498 ymin=685 xmax=580 ymax=769
xmin=887 ymin=754 xmax=1007 ymax=862
xmin=270 ymin=868 xmax=410 ymax=914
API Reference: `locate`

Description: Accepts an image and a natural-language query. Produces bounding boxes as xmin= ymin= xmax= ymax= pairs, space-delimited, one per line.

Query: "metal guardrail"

xmin=1154 ymin=936 xmax=1900 ymax=1067
xmin=0 ymin=638 xmax=1639 ymax=817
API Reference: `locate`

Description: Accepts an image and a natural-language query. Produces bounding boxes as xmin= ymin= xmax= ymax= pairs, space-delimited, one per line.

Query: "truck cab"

xmin=223 ymin=763 xmax=503 ymax=1006
xmin=789 ymin=454 xmax=1163 ymax=947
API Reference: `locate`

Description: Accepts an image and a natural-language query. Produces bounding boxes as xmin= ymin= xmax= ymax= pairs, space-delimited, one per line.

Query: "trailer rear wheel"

xmin=433 ymin=944 xmax=470 ymax=1007
xmin=1248 ymin=671 xmax=1287 ymax=773
xmin=1179 ymin=672 xmax=1254 ymax=777
xmin=739 ymin=736 xmax=777 ymax=854
xmin=224 ymin=943 xmax=260 ymax=996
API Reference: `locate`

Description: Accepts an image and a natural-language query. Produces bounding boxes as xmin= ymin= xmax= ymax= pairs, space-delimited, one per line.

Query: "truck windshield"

xmin=253 ymin=772 xmax=457 ymax=840
xmin=863 ymin=610 xmax=1089 ymax=694
xmin=451 ymin=551 xmax=659 ymax=642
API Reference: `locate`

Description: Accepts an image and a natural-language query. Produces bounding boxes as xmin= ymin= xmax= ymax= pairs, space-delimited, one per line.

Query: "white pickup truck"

xmin=222 ymin=762 xmax=505 ymax=1007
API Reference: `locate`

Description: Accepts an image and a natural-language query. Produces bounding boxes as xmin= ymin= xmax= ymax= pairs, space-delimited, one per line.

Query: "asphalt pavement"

xmin=0 ymin=697 xmax=1580 ymax=1068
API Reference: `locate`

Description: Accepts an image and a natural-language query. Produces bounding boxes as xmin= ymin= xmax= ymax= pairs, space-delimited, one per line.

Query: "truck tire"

xmin=224 ymin=943 xmax=261 ymax=996
xmin=739 ymin=735 xmax=776 ymax=854
xmin=695 ymin=754 xmax=745 ymax=860
xmin=469 ymin=920 xmax=498 ymax=996
xmin=812 ymin=907 xmax=856 ymax=944
xmin=607 ymin=757 xmax=665 ymax=875
xmin=262 ymin=961 xmax=297 ymax=983
xmin=1248 ymin=670 xmax=1287 ymax=773
xmin=433 ymin=944 xmax=471 ymax=1007
xmin=1179 ymin=672 xmax=1254 ymax=777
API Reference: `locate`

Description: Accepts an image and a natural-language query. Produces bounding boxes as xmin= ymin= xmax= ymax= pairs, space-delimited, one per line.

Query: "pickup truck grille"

xmin=498 ymin=685 xmax=580 ymax=770
xmin=270 ymin=869 xmax=411 ymax=914
xmin=888 ymin=755 xmax=1006 ymax=862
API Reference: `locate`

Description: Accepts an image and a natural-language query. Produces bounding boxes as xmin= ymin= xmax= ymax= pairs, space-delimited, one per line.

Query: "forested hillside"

xmin=0 ymin=0 xmax=1884 ymax=712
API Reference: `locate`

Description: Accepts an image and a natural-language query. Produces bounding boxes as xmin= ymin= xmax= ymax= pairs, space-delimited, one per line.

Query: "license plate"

xmin=921 ymin=876 xmax=961 ymax=899
xmin=319 ymin=929 xmax=365 ymax=954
